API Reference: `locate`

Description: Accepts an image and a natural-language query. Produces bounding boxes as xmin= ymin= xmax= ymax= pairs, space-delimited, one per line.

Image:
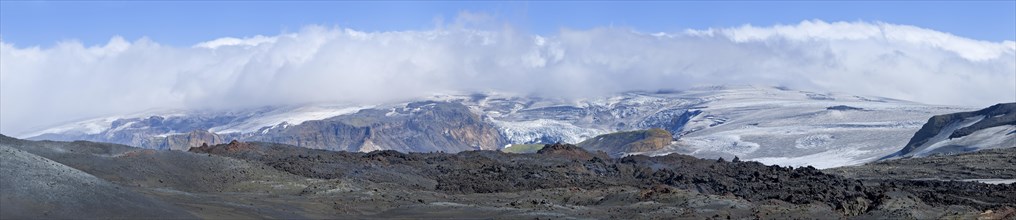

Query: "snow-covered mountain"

xmin=20 ymin=85 xmax=973 ymax=168
xmin=882 ymin=103 xmax=1016 ymax=159
xmin=22 ymin=105 xmax=377 ymax=150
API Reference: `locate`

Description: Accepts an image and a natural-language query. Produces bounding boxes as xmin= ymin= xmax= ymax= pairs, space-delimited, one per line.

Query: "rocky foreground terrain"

xmin=2 ymin=134 xmax=1014 ymax=219
xmin=829 ymin=147 xmax=1016 ymax=182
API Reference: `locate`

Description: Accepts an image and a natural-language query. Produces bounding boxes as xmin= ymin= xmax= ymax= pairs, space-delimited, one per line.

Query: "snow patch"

xmin=751 ymin=147 xmax=872 ymax=169
xmin=679 ymin=135 xmax=761 ymax=156
xmin=210 ymin=105 xmax=371 ymax=134
xmin=960 ymin=179 xmax=1016 ymax=185
xmin=906 ymin=115 xmax=986 ymax=156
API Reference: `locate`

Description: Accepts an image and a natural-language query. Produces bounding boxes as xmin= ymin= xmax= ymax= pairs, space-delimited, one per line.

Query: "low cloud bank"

xmin=2 ymin=19 xmax=1014 ymax=135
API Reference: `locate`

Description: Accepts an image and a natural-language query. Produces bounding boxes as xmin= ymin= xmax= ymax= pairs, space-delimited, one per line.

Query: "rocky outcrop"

xmin=188 ymin=140 xmax=258 ymax=155
xmin=536 ymin=143 xmax=610 ymax=160
xmin=949 ymin=103 xmax=1016 ymax=138
xmin=158 ymin=130 xmax=226 ymax=151
xmin=246 ymin=102 xmax=507 ymax=152
xmin=577 ymin=128 xmax=672 ymax=157
xmin=885 ymin=102 xmax=1016 ymax=159
xmin=827 ymin=105 xmax=865 ymax=111
xmin=241 ymin=120 xmax=370 ymax=151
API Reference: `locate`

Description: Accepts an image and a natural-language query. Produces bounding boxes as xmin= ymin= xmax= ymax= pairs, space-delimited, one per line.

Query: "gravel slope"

xmin=0 ymin=145 xmax=194 ymax=219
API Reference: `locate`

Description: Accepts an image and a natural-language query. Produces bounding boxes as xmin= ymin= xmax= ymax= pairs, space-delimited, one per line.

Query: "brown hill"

xmin=577 ymin=128 xmax=672 ymax=157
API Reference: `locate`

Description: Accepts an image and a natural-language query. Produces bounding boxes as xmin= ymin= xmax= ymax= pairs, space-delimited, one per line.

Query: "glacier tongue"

xmin=490 ymin=119 xmax=604 ymax=145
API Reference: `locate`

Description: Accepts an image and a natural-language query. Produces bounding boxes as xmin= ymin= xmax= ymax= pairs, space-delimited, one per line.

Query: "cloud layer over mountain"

xmin=2 ymin=19 xmax=1014 ymax=135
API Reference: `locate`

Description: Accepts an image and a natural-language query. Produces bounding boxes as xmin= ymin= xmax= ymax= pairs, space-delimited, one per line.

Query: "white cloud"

xmin=1 ymin=19 xmax=1014 ymax=136
xmin=694 ymin=20 xmax=1014 ymax=61
xmin=193 ymin=35 xmax=277 ymax=49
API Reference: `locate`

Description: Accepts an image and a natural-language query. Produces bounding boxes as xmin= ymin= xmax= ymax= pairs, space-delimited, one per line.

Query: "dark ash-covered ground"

xmin=3 ymin=135 xmax=1015 ymax=219
xmin=828 ymin=147 xmax=1016 ymax=181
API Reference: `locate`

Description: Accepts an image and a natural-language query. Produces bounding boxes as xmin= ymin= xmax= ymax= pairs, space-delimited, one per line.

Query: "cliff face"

xmin=159 ymin=130 xmax=227 ymax=151
xmin=356 ymin=102 xmax=506 ymax=152
xmin=243 ymin=101 xmax=507 ymax=152
xmin=244 ymin=120 xmax=370 ymax=151
xmin=577 ymin=128 xmax=673 ymax=157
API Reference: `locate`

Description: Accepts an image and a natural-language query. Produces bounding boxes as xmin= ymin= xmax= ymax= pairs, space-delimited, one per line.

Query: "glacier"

xmin=21 ymin=85 xmax=974 ymax=168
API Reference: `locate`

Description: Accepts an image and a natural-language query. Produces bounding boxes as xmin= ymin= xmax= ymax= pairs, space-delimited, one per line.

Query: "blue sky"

xmin=1 ymin=1 xmax=1014 ymax=47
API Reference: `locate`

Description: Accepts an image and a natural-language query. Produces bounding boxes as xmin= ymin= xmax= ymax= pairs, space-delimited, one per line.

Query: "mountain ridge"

xmin=22 ymin=85 xmax=973 ymax=168
xmin=883 ymin=102 xmax=1016 ymax=159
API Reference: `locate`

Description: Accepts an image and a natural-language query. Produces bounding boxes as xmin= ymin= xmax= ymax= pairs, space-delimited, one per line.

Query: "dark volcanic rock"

xmin=828 ymin=147 xmax=1016 ymax=180
xmin=536 ymin=143 xmax=610 ymax=160
xmin=193 ymin=141 xmax=1016 ymax=216
xmin=827 ymin=105 xmax=865 ymax=111
xmin=4 ymin=134 xmax=1013 ymax=219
